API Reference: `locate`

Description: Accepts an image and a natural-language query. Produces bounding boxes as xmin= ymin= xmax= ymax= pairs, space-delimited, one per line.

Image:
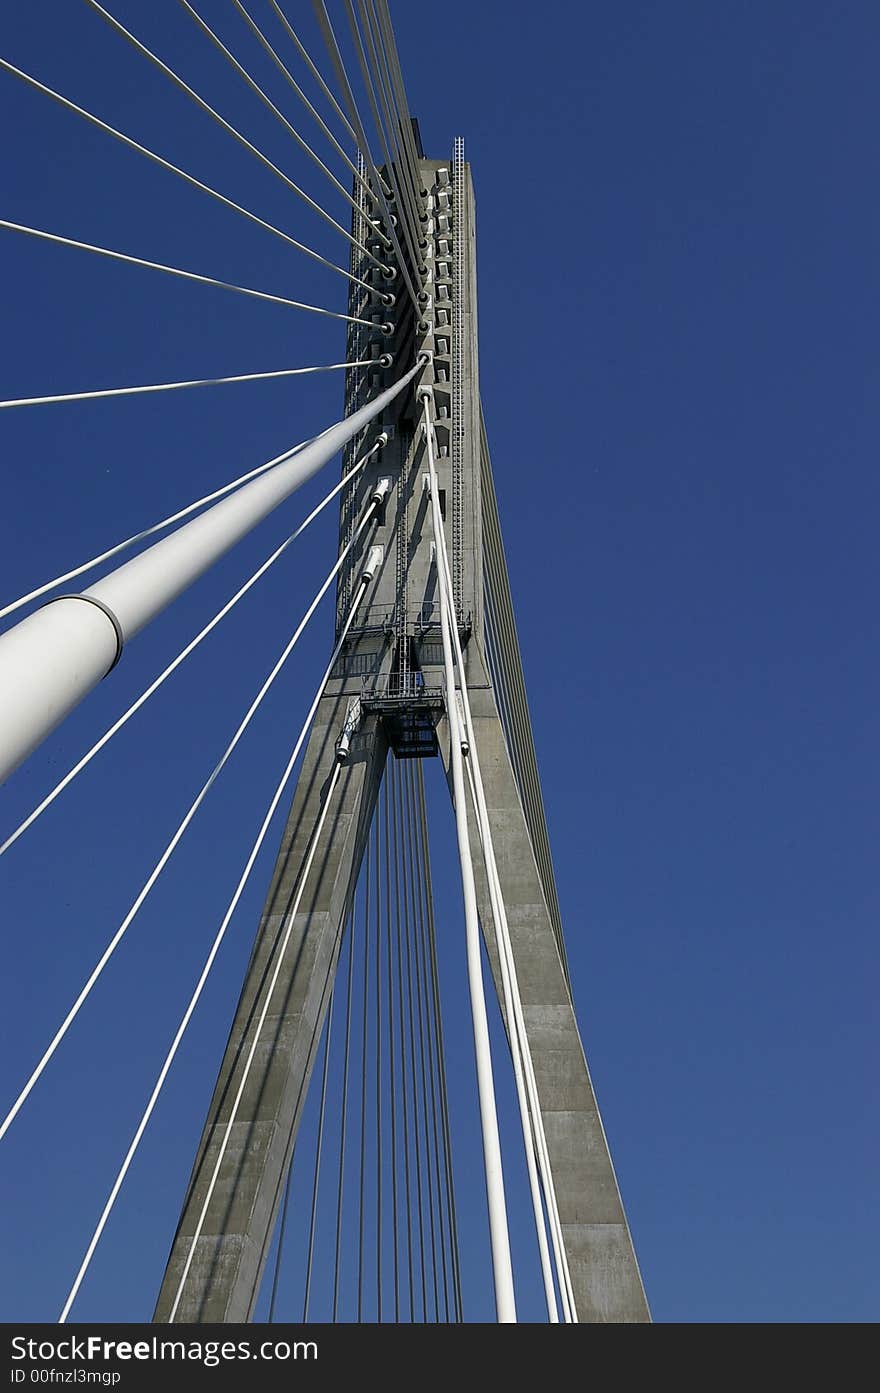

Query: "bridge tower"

xmin=154 ymin=134 xmax=649 ymax=1324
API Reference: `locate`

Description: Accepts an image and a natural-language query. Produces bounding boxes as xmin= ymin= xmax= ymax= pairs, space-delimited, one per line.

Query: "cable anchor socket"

xmin=362 ymin=544 xmax=384 ymax=582
xmin=335 ymin=697 xmax=363 ymax=764
xmin=370 ymin=477 xmax=392 ymax=507
xmin=456 ymin=691 xmax=470 ymax=757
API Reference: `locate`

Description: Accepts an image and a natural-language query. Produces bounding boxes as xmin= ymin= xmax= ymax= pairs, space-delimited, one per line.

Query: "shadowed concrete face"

xmin=154 ymin=707 xmax=387 ymax=1322
xmin=441 ymin=686 xmax=650 ymax=1322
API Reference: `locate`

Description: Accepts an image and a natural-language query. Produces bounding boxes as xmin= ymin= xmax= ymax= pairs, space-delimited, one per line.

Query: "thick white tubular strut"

xmin=421 ymin=395 xmax=517 ymax=1322
xmin=0 ymin=360 xmax=374 ymax=413
xmin=0 ymin=505 xmax=379 ymax=1151
xmin=0 ymin=449 xmax=382 ymax=857
xmin=423 ymin=401 xmax=577 ymax=1320
xmin=58 ymin=574 xmax=373 ymax=1324
xmin=0 ymin=220 xmax=383 ymax=326
xmin=0 ymin=58 xmax=382 ymax=297
xmin=0 ymin=363 xmax=418 ymax=784
xmin=0 ymin=434 xmax=319 ymax=621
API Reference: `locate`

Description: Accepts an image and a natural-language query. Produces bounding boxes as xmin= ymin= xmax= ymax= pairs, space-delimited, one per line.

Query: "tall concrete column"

xmin=155 ymin=132 xmax=650 ymax=1323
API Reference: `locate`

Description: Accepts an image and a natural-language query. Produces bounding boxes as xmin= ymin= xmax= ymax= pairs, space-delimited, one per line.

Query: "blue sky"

xmin=0 ymin=1 xmax=877 ymax=1324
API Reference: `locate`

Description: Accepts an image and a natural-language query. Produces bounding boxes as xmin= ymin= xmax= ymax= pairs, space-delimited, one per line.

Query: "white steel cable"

xmin=359 ymin=1 xmax=424 ymax=244
xmin=0 ymin=435 xmax=321 ymax=622
xmin=350 ymin=43 xmax=421 ymax=280
xmin=347 ymin=2 xmax=422 ymax=268
xmin=421 ymin=394 xmax=516 ymax=1322
xmin=83 ymin=0 xmax=387 ymax=270
xmin=312 ymin=0 xmax=389 ymax=193
xmin=372 ymin=2 xmax=425 ymax=196
xmin=312 ymin=0 xmax=421 ymax=312
xmin=427 ymin=478 xmax=563 ymax=1321
xmin=424 ymin=401 xmax=576 ymax=1319
xmin=180 ymin=0 xmax=378 ymax=236
xmin=415 ymin=759 xmax=464 ymax=1320
xmin=454 ymin=672 xmax=578 ymax=1322
xmin=269 ymin=0 xmax=358 ymax=145
xmin=429 ymin=435 xmax=574 ymax=1320
xmin=57 ymin=571 xmax=372 ymax=1323
xmin=231 ymin=0 xmax=376 ymax=213
xmin=0 ymin=505 xmax=377 ymax=1153
xmin=0 ymin=57 xmax=384 ymax=296
xmin=0 ymin=362 xmax=418 ymax=785
xmin=462 ymin=756 xmax=560 ymax=1323
xmin=472 ymin=763 xmax=577 ymax=1321
xmin=375 ymin=0 xmax=426 ymax=198
xmin=0 ymin=450 xmax=378 ymax=858
xmin=302 ymin=988 xmax=335 ymax=1322
xmin=362 ymin=0 xmax=427 ymax=251
xmin=0 ymin=219 xmax=383 ymax=328
xmin=312 ymin=0 xmax=407 ymax=235
xmin=0 ymin=360 xmax=370 ymax=413
xmin=165 ymin=738 xmax=354 ymax=1320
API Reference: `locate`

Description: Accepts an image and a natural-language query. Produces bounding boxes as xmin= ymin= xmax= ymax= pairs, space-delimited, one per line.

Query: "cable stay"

xmin=0 ymin=447 xmax=385 ymax=858
xmin=0 ymin=359 xmax=377 ymax=414
xmin=332 ymin=868 xmax=359 ymax=1322
xmin=264 ymin=748 xmax=462 ymax=1323
xmin=0 ymin=0 xmax=644 ymax=1331
xmin=268 ymin=0 xmax=359 ymax=146
xmin=0 ymin=433 xmax=325 ymax=623
xmin=162 ymin=722 xmax=355 ymax=1318
xmin=356 ymin=804 xmax=373 ymax=1320
xmin=356 ymin=1 xmax=426 ymax=250
xmin=0 ymin=360 xmax=420 ymax=785
xmin=312 ymin=0 xmax=421 ymax=312
xmin=0 ymin=58 xmax=385 ymax=297
xmin=414 ymin=759 xmax=465 ymax=1320
xmin=0 ymin=219 xmax=390 ymax=329
xmin=373 ymin=1 xmax=426 ymax=185
xmin=381 ymin=775 xmax=400 ymax=1321
xmin=419 ymin=390 xmax=517 ymax=1322
xmin=57 ymin=544 xmax=383 ymax=1324
xmin=266 ymin=898 xmax=351 ymax=1324
xmin=422 ymin=393 xmax=577 ymax=1320
xmin=180 ymin=0 xmax=384 ymax=239
xmin=345 ymin=2 xmax=424 ymax=274
xmin=231 ymin=0 xmax=378 ymax=214
xmin=401 ymin=759 xmax=448 ymax=1319
xmin=395 ymin=755 xmax=429 ymax=1317
xmin=302 ymin=985 xmax=336 ymax=1322
xmin=393 ymin=768 xmax=417 ymax=1318
xmin=0 ymin=501 xmax=382 ymax=1162
xmin=370 ymin=0 xmax=426 ymax=199
xmin=353 ymin=0 xmax=427 ymax=229
xmin=82 ymin=0 xmax=387 ymax=271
